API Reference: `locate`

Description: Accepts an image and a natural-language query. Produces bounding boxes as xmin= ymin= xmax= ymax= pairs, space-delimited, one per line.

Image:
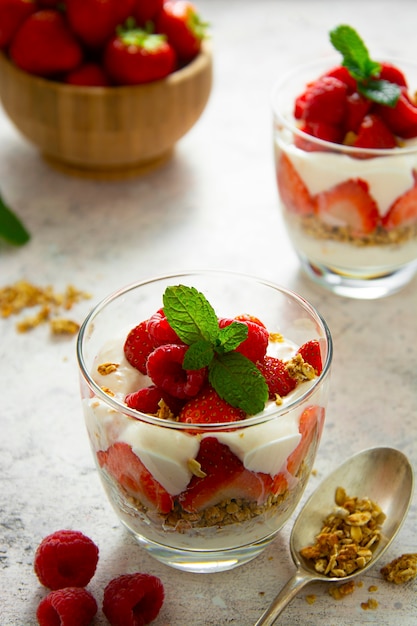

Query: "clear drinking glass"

xmin=77 ymin=271 xmax=332 ymax=573
xmin=272 ymin=57 xmax=417 ymax=299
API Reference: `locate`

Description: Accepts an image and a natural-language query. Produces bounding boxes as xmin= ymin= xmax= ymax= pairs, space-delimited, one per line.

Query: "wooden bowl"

xmin=0 ymin=44 xmax=212 ymax=178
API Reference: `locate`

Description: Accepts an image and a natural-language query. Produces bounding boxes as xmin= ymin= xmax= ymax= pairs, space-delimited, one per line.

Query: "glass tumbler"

xmin=77 ymin=271 xmax=332 ymax=573
xmin=272 ymin=57 xmax=417 ymax=299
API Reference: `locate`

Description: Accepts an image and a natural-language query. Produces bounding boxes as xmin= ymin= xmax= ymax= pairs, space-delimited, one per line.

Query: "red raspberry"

xmin=219 ymin=317 xmax=269 ymax=363
xmin=147 ymin=308 xmax=182 ymax=345
xmin=125 ymin=384 xmax=186 ymax=416
xmin=36 ymin=587 xmax=97 ymax=626
xmin=257 ymin=356 xmax=297 ymax=398
xmin=34 ymin=530 xmax=99 ymax=590
xmin=103 ymin=573 xmax=164 ymax=626
xmin=124 ymin=320 xmax=155 ymax=375
xmin=146 ymin=344 xmax=206 ymax=399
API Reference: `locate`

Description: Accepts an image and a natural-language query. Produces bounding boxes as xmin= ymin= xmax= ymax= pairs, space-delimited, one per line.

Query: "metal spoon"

xmin=255 ymin=446 xmax=414 ymax=626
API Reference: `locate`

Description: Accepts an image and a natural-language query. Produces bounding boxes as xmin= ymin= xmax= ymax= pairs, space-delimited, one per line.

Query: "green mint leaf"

xmin=329 ymin=24 xmax=400 ymax=107
xmin=208 ymin=352 xmax=269 ymax=415
xmin=215 ymin=321 xmax=248 ymax=354
xmin=0 ymin=192 xmax=30 ymax=246
xmin=358 ymin=79 xmax=401 ymax=107
xmin=329 ymin=25 xmax=379 ymax=79
xmin=183 ymin=340 xmax=214 ymax=370
xmin=163 ymin=285 xmax=219 ymax=345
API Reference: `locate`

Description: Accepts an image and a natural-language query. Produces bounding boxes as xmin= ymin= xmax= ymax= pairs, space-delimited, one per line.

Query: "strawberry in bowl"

xmin=77 ymin=272 xmax=332 ymax=573
xmin=272 ymin=25 xmax=417 ymax=299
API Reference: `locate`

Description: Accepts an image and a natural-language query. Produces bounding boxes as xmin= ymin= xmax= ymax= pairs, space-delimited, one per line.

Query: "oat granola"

xmin=0 ymin=279 xmax=90 ymax=333
xmin=292 ymin=213 xmax=417 ymax=247
xmin=380 ymin=553 xmax=417 ymax=584
xmin=300 ymin=486 xmax=385 ymax=578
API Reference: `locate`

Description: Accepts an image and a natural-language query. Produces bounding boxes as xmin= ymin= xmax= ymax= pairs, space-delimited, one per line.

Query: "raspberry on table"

xmin=103 ymin=572 xmax=165 ymax=626
xmin=34 ymin=530 xmax=99 ymax=590
xmin=36 ymin=587 xmax=97 ymax=626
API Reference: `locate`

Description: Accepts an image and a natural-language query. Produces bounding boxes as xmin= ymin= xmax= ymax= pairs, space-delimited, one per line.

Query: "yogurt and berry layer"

xmin=83 ymin=285 xmax=328 ymax=549
xmin=274 ymin=25 xmax=417 ymax=274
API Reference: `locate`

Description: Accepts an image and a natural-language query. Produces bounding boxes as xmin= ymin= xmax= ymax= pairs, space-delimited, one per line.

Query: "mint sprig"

xmin=330 ymin=25 xmax=401 ymax=107
xmin=0 ymin=191 xmax=30 ymax=246
xmin=163 ymin=285 xmax=269 ymax=415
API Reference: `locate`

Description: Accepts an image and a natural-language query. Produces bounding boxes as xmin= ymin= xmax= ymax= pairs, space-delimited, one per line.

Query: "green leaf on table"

xmin=0 ymin=192 xmax=30 ymax=246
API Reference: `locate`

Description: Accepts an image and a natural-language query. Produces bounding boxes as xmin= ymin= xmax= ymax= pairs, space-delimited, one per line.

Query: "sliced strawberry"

xmin=354 ymin=114 xmax=397 ymax=149
xmin=271 ymin=471 xmax=288 ymax=496
xmin=287 ymin=405 xmax=325 ymax=477
xmin=378 ymin=62 xmax=407 ymax=87
xmin=377 ymin=88 xmax=417 ymax=139
xmin=302 ymin=76 xmax=348 ymax=126
xmin=218 ymin=317 xmax=269 ymax=363
xmin=124 ymin=319 xmax=154 ymax=375
xmin=178 ymin=385 xmax=245 ymax=424
xmin=178 ymin=438 xmax=272 ymax=512
xmin=382 ymin=171 xmax=417 ymax=230
xmin=345 ymin=91 xmax=372 ymax=134
xmin=146 ymin=344 xmax=206 ymax=399
xmin=296 ymin=120 xmax=345 ymax=146
xmin=257 ymin=356 xmax=297 ymax=399
xmin=97 ymin=442 xmax=173 ymax=514
xmin=322 ymin=65 xmax=357 ymax=93
xmin=276 ymin=153 xmax=315 ymax=215
xmin=315 ymin=178 xmax=379 ymax=235
xmin=297 ymin=340 xmax=323 ymax=375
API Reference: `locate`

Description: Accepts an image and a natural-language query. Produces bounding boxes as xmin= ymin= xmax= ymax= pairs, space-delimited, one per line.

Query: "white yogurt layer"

xmin=84 ymin=337 xmax=321 ymax=495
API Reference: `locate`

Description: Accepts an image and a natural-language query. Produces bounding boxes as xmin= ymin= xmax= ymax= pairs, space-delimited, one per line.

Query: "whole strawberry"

xmin=155 ymin=0 xmax=208 ymax=63
xmin=66 ymin=0 xmax=137 ymax=49
xmin=10 ymin=9 xmax=83 ymax=77
xmin=0 ymin=0 xmax=36 ymax=50
xmin=104 ymin=21 xmax=177 ymax=85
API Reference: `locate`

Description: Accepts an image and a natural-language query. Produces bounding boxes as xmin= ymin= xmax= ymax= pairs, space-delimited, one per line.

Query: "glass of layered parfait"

xmin=77 ymin=271 xmax=332 ymax=573
xmin=272 ymin=26 xmax=417 ymax=298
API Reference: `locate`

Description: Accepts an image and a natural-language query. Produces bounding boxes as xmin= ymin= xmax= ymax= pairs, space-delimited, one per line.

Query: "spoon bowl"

xmin=255 ymin=447 xmax=414 ymax=625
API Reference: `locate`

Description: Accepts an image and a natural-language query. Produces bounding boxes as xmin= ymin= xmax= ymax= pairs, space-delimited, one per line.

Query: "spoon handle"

xmin=254 ymin=570 xmax=314 ymax=625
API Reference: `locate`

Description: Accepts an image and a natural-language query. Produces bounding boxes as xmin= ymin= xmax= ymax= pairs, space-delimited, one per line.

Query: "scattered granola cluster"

xmin=380 ymin=553 xmax=417 ymax=584
xmin=300 ymin=486 xmax=386 ymax=578
xmin=0 ymin=279 xmax=90 ymax=334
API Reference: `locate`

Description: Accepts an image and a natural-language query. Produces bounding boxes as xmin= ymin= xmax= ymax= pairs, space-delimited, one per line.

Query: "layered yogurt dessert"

xmin=78 ymin=277 xmax=331 ymax=569
xmin=273 ymin=25 xmax=417 ymax=288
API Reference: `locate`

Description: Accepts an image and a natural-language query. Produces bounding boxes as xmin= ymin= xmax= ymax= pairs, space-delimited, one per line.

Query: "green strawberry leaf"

xmin=329 ymin=24 xmax=400 ymax=107
xmin=208 ymin=352 xmax=269 ymax=415
xmin=183 ymin=339 xmax=214 ymax=370
xmin=0 ymin=192 xmax=30 ymax=246
xmin=215 ymin=321 xmax=248 ymax=354
xmin=163 ymin=285 xmax=219 ymax=344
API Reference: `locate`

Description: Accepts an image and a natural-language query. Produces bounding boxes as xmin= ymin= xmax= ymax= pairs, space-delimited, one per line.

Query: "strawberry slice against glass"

xmin=178 ymin=438 xmax=272 ymax=513
xmin=9 ymin=9 xmax=83 ymax=77
xmin=155 ymin=0 xmax=208 ymax=63
xmin=97 ymin=442 xmax=174 ymax=514
xmin=382 ymin=171 xmax=417 ymax=230
xmin=315 ymin=178 xmax=379 ymax=236
xmin=104 ymin=22 xmax=177 ymax=85
xmin=287 ymin=405 xmax=325 ymax=477
xmin=276 ymin=153 xmax=316 ymax=215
